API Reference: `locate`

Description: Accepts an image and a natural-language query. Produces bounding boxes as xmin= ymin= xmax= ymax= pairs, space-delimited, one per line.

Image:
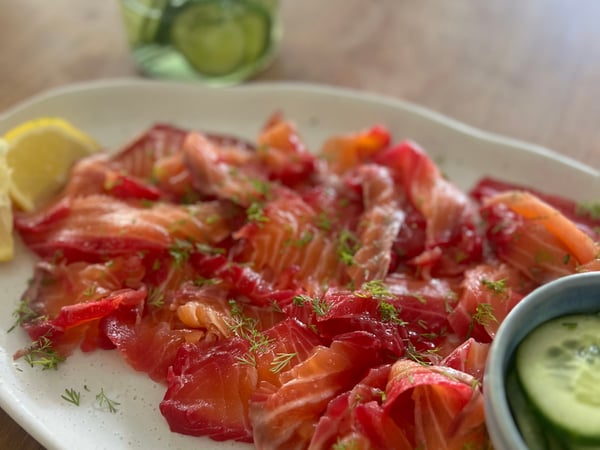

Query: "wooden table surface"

xmin=0 ymin=0 xmax=599 ymax=449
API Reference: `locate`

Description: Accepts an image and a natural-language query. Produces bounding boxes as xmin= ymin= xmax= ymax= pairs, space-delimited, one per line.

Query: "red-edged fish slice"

xmin=441 ymin=338 xmax=490 ymax=384
xmin=319 ymin=124 xmax=391 ymax=175
xmin=447 ymin=262 xmax=533 ymax=342
xmin=347 ymin=165 xmax=405 ymax=286
xmin=183 ymin=132 xmax=267 ymax=206
xmin=315 ymin=290 xmax=407 ymax=357
xmin=256 ymin=115 xmax=317 ymax=187
xmin=384 ymin=273 xmax=461 ymax=358
xmin=248 ymin=331 xmax=385 ymax=450
xmin=64 ymin=153 xmax=162 ymax=201
xmin=471 ymin=176 xmax=600 ymax=240
xmin=254 ymin=317 xmax=323 ymax=388
xmin=384 ymin=360 xmax=489 ymax=450
xmin=309 ymin=364 xmax=412 ymax=450
xmin=376 ymin=141 xmax=483 ymax=276
xmin=102 ymin=305 xmax=199 ymax=383
xmin=14 ymin=196 xmax=232 ymax=261
xmin=19 ymin=287 xmax=146 ymax=359
xmin=111 ymin=123 xmax=188 ymax=180
xmin=234 ymin=190 xmax=346 ymax=293
xmin=152 ymin=152 xmax=195 ymax=202
xmin=484 ymin=191 xmax=600 ymax=273
xmin=189 ymin=252 xmax=299 ymax=307
xmin=481 ymin=201 xmax=592 ymax=283
xmin=160 ymin=337 xmax=257 ymax=442
xmin=19 ymin=256 xmax=145 ymax=321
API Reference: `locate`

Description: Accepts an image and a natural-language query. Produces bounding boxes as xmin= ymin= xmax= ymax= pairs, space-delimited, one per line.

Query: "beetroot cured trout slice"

xmin=15 ymin=196 xmax=232 ymax=261
xmin=160 ymin=337 xmax=257 ymax=442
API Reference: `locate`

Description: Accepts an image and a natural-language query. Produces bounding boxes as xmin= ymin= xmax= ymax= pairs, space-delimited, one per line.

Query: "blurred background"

xmin=1 ymin=0 xmax=599 ymax=171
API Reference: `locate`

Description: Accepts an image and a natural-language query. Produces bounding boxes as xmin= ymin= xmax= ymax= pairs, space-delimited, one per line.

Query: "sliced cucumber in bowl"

xmin=515 ymin=313 xmax=600 ymax=447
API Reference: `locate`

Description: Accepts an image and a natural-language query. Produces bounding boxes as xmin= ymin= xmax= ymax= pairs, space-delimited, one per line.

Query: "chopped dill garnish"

xmin=204 ymin=214 xmax=221 ymax=225
xmin=270 ymin=352 xmax=298 ymax=374
xmin=61 ymin=388 xmax=81 ymax=406
xmin=169 ymin=238 xmax=194 ymax=265
xmin=8 ymin=298 xmax=38 ymax=332
xmin=23 ymin=336 xmax=64 ymax=370
xmin=193 ymin=276 xmax=222 ymax=287
xmin=293 ymin=231 xmax=314 ymax=247
xmin=473 ymin=303 xmax=497 ymax=327
xmin=378 ymin=301 xmax=407 ymax=326
xmin=337 ymin=229 xmax=360 ymax=266
xmin=250 ymin=178 xmax=272 ymax=199
xmin=312 ymin=297 xmax=330 ymax=316
xmin=195 ymin=242 xmax=226 ymax=255
xmin=404 ymin=342 xmax=438 ymax=366
xmin=228 ymin=299 xmax=244 ymax=317
xmin=315 ymin=212 xmax=333 ymax=231
xmin=356 ymin=280 xmax=392 ymax=299
xmin=227 ymin=300 xmax=273 ymax=353
xmin=246 ymin=202 xmax=269 ymax=225
xmin=292 ymin=294 xmax=330 ymax=316
xmin=147 ymin=287 xmax=165 ymax=308
xmin=95 ymin=388 xmax=120 ymax=413
xmin=83 ymin=285 xmax=96 ymax=298
xmin=292 ymin=294 xmax=310 ymax=307
xmin=411 ymin=293 xmax=427 ymax=304
xmin=236 ymin=353 xmax=257 ymax=368
xmin=481 ymin=278 xmax=508 ymax=295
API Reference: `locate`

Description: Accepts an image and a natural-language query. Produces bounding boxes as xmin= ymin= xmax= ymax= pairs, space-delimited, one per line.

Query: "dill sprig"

xmin=481 ymin=278 xmax=508 ymax=295
xmin=378 ymin=301 xmax=407 ymax=326
xmin=147 ymin=286 xmax=165 ymax=308
xmin=61 ymin=388 xmax=81 ymax=406
xmin=23 ymin=335 xmax=64 ymax=371
xmin=246 ymin=202 xmax=269 ymax=225
xmin=292 ymin=294 xmax=330 ymax=316
xmin=7 ymin=298 xmax=38 ymax=333
xmin=227 ymin=300 xmax=273 ymax=353
xmin=355 ymin=280 xmax=392 ymax=299
xmin=404 ymin=342 xmax=439 ymax=366
xmin=195 ymin=242 xmax=226 ymax=255
xmin=315 ymin=212 xmax=333 ymax=232
xmin=236 ymin=353 xmax=257 ymax=368
xmin=337 ymin=229 xmax=360 ymax=266
xmin=95 ymin=388 xmax=120 ymax=413
xmin=473 ymin=302 xmax=497 ymax=327
xmin=270 ymin=352 xmax=298 ymax=374
xmin=169 ymin=238 xmax=194 ymax=265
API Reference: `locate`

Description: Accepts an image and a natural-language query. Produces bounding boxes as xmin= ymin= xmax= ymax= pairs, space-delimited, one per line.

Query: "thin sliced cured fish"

xmin=10 ymin=117 xmax=600 ymax=450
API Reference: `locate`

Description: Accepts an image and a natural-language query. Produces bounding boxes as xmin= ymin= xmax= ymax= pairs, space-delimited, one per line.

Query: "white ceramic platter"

xmin=0 ymin=79 xmax=598 ymax=450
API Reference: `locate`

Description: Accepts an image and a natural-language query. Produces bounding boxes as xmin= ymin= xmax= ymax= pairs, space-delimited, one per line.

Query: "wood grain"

xmin=0 ymin=0 xmax=599 ymax=449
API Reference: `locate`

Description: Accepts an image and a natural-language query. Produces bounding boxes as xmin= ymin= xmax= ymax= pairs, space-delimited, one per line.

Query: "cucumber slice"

xmin=170 ymin=0 xmax=271 ymax=76
xmin=516 ymin=313 xmax=600 ymax=445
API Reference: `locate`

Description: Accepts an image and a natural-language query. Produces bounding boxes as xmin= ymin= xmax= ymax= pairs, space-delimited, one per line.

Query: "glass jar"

xmin=119 ymin=0 xmax=281 ymax=85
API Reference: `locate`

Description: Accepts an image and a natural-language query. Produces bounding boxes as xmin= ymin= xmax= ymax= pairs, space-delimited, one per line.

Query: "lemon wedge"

xmin=3 ymin=118 xmax=100 ymax=211
xmin=0 ymin=139 xmax=14 ymax=261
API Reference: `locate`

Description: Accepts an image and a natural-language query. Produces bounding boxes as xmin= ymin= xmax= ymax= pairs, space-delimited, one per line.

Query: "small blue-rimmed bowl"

xmin=484 ymin=271 xmax=600 ymax=450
